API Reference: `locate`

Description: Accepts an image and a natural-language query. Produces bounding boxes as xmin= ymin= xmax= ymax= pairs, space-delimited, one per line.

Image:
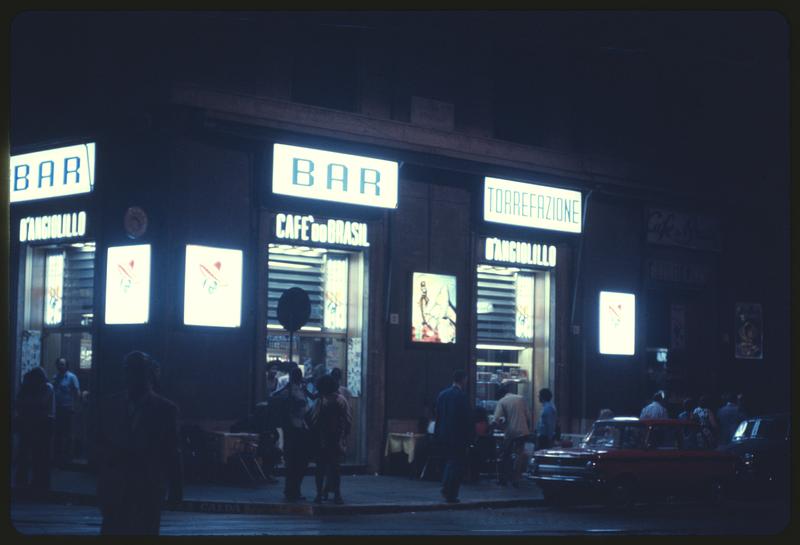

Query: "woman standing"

xmin=15 ymin=367 xmax=55 ymax=489
xmin=310 ymin=374 xmax=352 ymax=504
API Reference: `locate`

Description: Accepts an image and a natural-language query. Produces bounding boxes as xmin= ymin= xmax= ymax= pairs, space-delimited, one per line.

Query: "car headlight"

xmin=743 ymin=452 xmax=755 ymax=466
xmin=585 ymin=460 xmax=598 ymax=471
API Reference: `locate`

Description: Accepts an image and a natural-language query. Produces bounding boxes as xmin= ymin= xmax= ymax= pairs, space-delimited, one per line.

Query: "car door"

xmin=642 ymin=424 xmax=684 ymax=495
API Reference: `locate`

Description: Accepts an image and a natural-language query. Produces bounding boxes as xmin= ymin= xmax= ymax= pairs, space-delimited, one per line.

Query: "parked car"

xmin=530 ymin=417 xmax=738 ymax=507
xmin=722 ymin=413 xmax=790 ymax=499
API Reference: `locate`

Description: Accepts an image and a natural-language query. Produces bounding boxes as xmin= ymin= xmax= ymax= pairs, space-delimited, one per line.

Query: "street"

xmin=10 ymin=498 xmax=790 ymax=535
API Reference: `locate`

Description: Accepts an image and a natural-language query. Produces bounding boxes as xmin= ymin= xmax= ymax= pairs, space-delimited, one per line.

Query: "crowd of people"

xmin=637 ymin=390 xmax=748 ymax=446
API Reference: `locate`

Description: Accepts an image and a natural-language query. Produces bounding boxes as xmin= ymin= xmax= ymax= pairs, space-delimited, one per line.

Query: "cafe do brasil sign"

xmin=10 ymin=143 xmax=96 ymax=203
xmin=272 ymin=143 xmax=398 ymax=209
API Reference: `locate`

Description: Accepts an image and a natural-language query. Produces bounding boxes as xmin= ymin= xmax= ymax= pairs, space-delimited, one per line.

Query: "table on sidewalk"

xmin=384 ymin=432 xmax=428 ymax=478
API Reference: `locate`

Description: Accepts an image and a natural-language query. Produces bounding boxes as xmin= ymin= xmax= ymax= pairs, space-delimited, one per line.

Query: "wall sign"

xmin=105 ymin=244 xmax=151 ymax=325
xmin=183 ymin=245 xmax=243 ymax=328
xmin=275 ymin=213 xmax=369 ymax=247
xmin=10 ymin=143 xmax=95 ymax=203
xmin=484 ymin=237 xmax=557 ymax=267
xmin=483 ymin=177 xmax=582 ymax=233
xmin=735 ymin=303 xmax=763 ymax=360
xmin=646 ymin=208 xmax=721 ymax=251
xmin=411 ymin=272 xmax=457 ymax=344
xmin=124 ymin=206 xmax=148 ymax=239
xmin=647 ymin=258 xmax=710 ymax=286
xmin=272 ymin=143 xmax=398 ymax=209
xmin=19 ymin=211 xmax=87 ymax=242
xmin=599 ymin=291 xmax=636 ymax=356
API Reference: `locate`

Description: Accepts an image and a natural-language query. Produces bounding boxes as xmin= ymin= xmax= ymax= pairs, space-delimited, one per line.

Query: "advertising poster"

xmin=323 ymin=254 xmax=349 ymax=331
xmin=670 ymin=304 xmax=686 ymax=350
xmin=599 ymin=291 xmax=636 ymax=355
xmin=44 ymin=252 xmax=65 ymax=326
xmin=735 ymin=303 xmax=763 ymax=360
xmin=183 ymin=245 xmax=243 ymax=328
xmin=411 ymin=272 xmax=457 ymax=343
xmin=347 ymin=337 xmax=362 ymax=397
xmin=20 ymin=330 xmax=41 ymax=382
xmin=515 ymin=273 xmax=534 ymax=340
xmin=105 ymin=244 xmax=151 ymax=324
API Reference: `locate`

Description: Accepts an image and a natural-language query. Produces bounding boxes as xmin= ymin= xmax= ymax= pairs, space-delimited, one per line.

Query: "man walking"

xmin=717 ymin=392 xmax=744 ymax=445
xmin=434 ymin=370 xmax=473 ymax=503
xmin=493 ymin=385 xmax=531 ymax=486
xmin=96 ymin=351 xmax=183 ymax=535
xmin=640 ymin=391 xmax=669 ymax=419
xmin=51 ymin=357 xmax=80 ymax=467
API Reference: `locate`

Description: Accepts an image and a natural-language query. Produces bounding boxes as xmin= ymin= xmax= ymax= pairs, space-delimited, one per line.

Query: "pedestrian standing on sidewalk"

xmin=96 ymin=351 xmax=183 ymax=535
xmin=493 ymin=385 xmax=531 ymax=487
xmin=14 ymin=366 xmax=55 ymax=490
xmin=678 ymin=398 xmax=696 ymax=421
xmin=274 ymin=366 xmax=312 ymax=502
xmin=51 ymin=357 xmax=80 ymax=467
xmin=692 ymin=394 xmax=719 ymax=447
xmin=716 ymin=392 xmax=742 ymax=445
xmin=640 ymin=391 xmax=669 ymax=419
xmin=310 ymin=374 xmax=352 ymax=504
xmin=535 ymin=388 xmax=558 ymax=450
xmin=434 ymin=369 xmax=473 ymax=503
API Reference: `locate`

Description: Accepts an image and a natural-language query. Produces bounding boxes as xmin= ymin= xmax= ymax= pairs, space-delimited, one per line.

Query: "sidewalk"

xmin=11 ymin=468 xmax=546 ymax=516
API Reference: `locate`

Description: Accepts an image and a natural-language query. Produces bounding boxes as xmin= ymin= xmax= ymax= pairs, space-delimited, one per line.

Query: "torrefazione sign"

xmin=484 ymin=176 xmax=582 ymax=233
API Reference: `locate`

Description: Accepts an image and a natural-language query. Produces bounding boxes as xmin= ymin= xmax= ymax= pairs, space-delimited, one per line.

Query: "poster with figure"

xmin=347 ymin=337 xmax=361 ymax=397
xmin=411 ymin=272 xmax=457 ymax=343
xmin=105 ymin=244 xmax=151 ymax=324
xmin=183 ymin=244 xmax=243 ymax=327
xmin=735 ymin=303 xmax=763 ymax=360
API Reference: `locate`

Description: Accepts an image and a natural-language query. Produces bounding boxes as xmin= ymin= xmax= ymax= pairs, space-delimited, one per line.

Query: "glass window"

xmin=647 ymin=425 xmax=680 ymax=450
xmin=584 ymin=423 xmax=621 ymax=448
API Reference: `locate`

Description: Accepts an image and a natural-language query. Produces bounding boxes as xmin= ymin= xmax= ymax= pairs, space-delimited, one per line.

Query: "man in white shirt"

xmin=493 ymin=385 xmax=531 ymax=486
xmin=640 ymin=391 xmax=669 ymax=419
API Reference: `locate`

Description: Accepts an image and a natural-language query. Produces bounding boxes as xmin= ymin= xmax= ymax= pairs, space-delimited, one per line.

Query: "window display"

xmin=410 ymin=272 xmax=457 ymax=344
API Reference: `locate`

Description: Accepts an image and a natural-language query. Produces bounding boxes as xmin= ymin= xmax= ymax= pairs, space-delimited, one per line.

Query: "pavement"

xmin=11 ymin=467 xmax=546 ymax=516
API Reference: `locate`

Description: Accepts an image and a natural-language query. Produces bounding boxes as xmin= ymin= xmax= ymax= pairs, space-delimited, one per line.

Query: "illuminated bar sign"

xmin=484 ymin=237 xmax=557 ymax=267
xmin=272 ymin=143 xmax=398 ymax=209
xmin=10 ymin=143 xmax=96 ymax=203
xmin=599 ymin=291 xmax=636 ymax=355
xmin=484 ymin=176 xmax=582 ymax=233
xmin=184 ymin=245 xmax=243 ymax=328
xmin=105 ymin=244 xmax=151 ymax=325
xmin=275 ymin=213 xmax=369 ymax=247
xmin=19 ymin=211 xmax=87 ymax=242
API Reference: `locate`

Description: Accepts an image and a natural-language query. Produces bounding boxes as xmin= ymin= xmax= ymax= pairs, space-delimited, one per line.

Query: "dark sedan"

xmin=723 ymin=413 xmax=790 ymax=499
xmin=531 ymin=417 xmax=738 ymax=507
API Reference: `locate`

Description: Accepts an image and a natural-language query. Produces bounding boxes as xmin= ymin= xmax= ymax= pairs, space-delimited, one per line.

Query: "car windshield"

xmin=733 ymin=419 xmax=757 ymax=441
xmin=583 ymin=423 xmax=644 ymax=449
xmin=754 ymin=417 xmax=788 ymax=440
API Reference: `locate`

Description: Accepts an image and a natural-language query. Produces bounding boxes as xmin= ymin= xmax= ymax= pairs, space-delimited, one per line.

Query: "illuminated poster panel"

xmin=183 ymin=245 xmax=243 ymax=328
xmin=10 ymin=143 xmax=96 ymax=203
xmin=105 ymin=245 xmax=151 ymax=325
xmin=323 ymin=254 xmax=349 ymax=331
xmin=44 ymin=252 xmax=65 ymax=326
xmin=599 ymin=291 xmax=636 ymax=355
xmin=515 ymin=273 xmax=534 ymax=340
xmin=483 ymin=177 xmax=582 ymax=233
xmin=411 ymin=272 xmax=457 ymax=344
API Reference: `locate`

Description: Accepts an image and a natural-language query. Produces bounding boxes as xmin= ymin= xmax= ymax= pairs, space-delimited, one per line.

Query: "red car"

xmin=531 ymin=417 xmax=738 ymax=507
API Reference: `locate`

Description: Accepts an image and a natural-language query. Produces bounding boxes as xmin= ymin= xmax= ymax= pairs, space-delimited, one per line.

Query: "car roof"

xmin=595 ymin=418 xmax=695 ymax=426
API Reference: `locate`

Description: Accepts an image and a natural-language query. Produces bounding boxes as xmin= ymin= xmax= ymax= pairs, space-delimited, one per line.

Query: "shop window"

xmin=266 ymin=243 xmax=367 ymax=463
xmin=475 ymin=264 xmax=552 ymax=419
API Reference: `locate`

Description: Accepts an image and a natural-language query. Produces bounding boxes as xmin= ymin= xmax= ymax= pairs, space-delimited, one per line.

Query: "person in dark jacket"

xmin=96 ymin=351 xmax=183 ymax=535
xmin=310 ymin=374 xmax=352 ymax=504
xmin=14 ymin=366 xmax=55 ymax=489
xmin=434 ymin=369 xmax=473 ymax=503
xmin=273 ymin=366 xmax=311 ymax=502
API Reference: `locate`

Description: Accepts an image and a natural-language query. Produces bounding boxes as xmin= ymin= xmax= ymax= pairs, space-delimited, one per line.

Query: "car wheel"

xmin=606 ymin=477 xmax=636 ymax=510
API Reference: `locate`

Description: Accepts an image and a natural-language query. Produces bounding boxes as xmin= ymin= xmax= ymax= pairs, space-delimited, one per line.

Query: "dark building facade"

xmin=9 ymin=12 xmax=788 ymax=472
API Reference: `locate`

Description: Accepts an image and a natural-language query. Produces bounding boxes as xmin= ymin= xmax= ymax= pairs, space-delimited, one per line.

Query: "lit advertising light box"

xmin=183 ymin=244 xmax=243 ymax=328
xmin=105 ymin=244 xmax=151 ymax=324
xmin=599 ymin=291 xmax=636 ymax=355
xmin=411 ymin=272 xmax=457 ymax=344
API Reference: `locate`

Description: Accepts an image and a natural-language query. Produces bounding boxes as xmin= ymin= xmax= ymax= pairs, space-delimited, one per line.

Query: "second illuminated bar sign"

xmin=483 ymin=176 xmax=582 ymax=233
